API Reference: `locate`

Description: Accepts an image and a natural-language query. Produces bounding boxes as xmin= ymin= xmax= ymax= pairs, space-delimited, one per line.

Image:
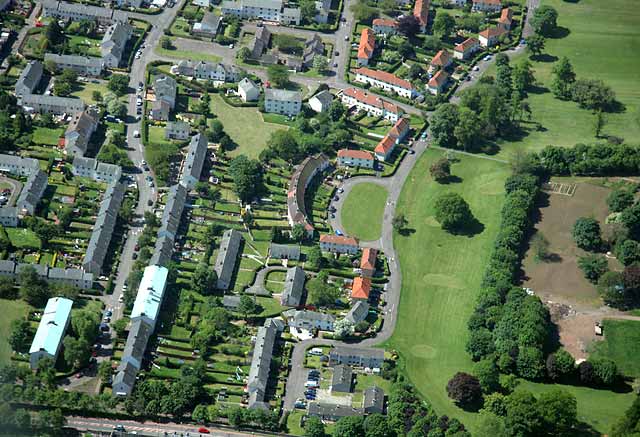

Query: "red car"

xmin=198 ymin=427 xmax=210 ymax=434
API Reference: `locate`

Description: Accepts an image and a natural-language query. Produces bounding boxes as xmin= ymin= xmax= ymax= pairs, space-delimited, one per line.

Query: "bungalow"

xmin=340 ymin=88 xmax=403 ymax=123
xmin=345 ymin=300 xmax=369 ymax=324
xmin=374 ymin=135 xmax=396 ymax=162
xmin=337 ymin=149 xmax=375 ymax=169
xmin=360 ymin=247 xmax=377 ymax=277
xmin=353 ymin=67 xmax=417 ymax=99
xmin=165 ymin=121 xmax=190 ymax=140
xmin=65 ymin=108 xmax=99 ymax=157
xmin=309 ymin=90 xmax=333 ymax=113
xmin=363 ymin=386 xmax=385 ymax=414
xmin=453 ymin=37 xmax=479 ymax=60
xmin=281 ymin=266 xmax=305 ymax=307
xmin=427 ymin=69 xmax=450 ymax=95
xmin=329 ymin=345 xmax=384 ymax=369
xmin=478 ymin=26 xmax=507 ymax=47
xmin=413 ymin=0 xmax=431 ymax=32
xmin=429 ymin=49 xmax=453 ymax=73
xmin=319 ymin=234 xmax=359 ymax=255
xmin=222 ymin=294 xmax=241 ymax=310
xmin=264 ymin=88 xmax=302 ymax=116
xmin=372 ymin=18 xmax=397 ymax=36
xmin=191 ymin=11 xmax=221 ymax=39
xmin=331 ymin=364 xmax=352 ymax=393
xmin=29 ymin=297 xmax=73 ymax=369
xmin=269 ymin=243 xmax=301 ymax=261
xmin=498 ymin=7 xmax=513 ymax=30
xmin=357 ymin=28 xmax=375 ymax=67
xmin=351 ymin=276 xmax=372 ymax=301
xmin=44 ymin=53 xmax=104 ymax=77
xmin=283 ymin=309 xmax=335 ymax=331
xmin=472 ymin=0 xmax=501 ymax=13
xmin=238 ymin=77 xmax=260 ymax=102
xmin=215 ymin=229 xmax=243 ymax=290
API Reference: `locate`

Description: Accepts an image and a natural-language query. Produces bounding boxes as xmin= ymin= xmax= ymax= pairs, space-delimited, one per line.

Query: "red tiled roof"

xmin=431 ymin=49 xmax=452 ymax=67
xmin=373 ymin=18 xmax=398 ymax=27
xmin=374 ymin=134 xmax=395 ymax=156
xmin=413 ymin=0 xmax=431 ymax=27
xmin=337 ymin=149 xmax=374 ymax=160
xmin=479 ymin=26 xmax=507 ymax=39
xmin=358 ymin=28 xmax=375 ymax=60
xmin=389 ymin=117 xmax=410 ymax=139
xmin=353 ymin=67 xmax=414 ymax=91
xmin=320 ymin=234 xmax=359 ymax=246
xmin=360 ymin=248 xmax=377 ymax=271
xmin=428 ymin=70 xmax=449 ymax=87
xmin=454 ymin=37 xmax=479 ymax=53
xmin=499 ymin=7 xmax=513 ymax=23
xmin=473 ymin=0 xmax=501 ymax=4
xmin=351 ymin=277 xmax=372 ymax=300
xmin=342 ymin=88 xmax=402 ymax=115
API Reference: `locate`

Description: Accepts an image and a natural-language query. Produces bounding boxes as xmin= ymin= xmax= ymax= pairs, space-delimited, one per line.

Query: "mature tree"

xmin=333 ymin=318 xmax=355 ymax=339
xmin=45 ymin=20 xmax=64 ymax=46
xmin=306 ymin=271 xmax=339 ymax=307
xmin=306 ymin=246 xmax=324 ymax=270
xmin=454 ymin=106 xmax=483 ymax=150
xmin=71 ymin=310 xmax=100 ymax=344
xmin=312 ymin=55 xmax=329 ymax=72
xmin=407 ymin=63 xmax=423 ymax=80
xmin=160 ymin=36 xmax=173 ymax=49
xmin=531 ymin=5 xmax=558 ymax=36
xmin=611 ymin=395 xmax=640 ymax=437
xmin=466 ymin=328 xmax=494 ymax=361
xmin=430 ymin=158 xmax=451 ymax=182
xmin=433 ymin=11 xmax=455 ymax=38
xmin=328 ymin=101 xmax=345 ymax=121
xmin=0 ymin=277 xmax=16 ymax=299
xmin=504 ymin=391 xmax=543 ymax=437
xmin=516 ymin=346 xmax=546 ymax=380
xmin=349 ymin=1 xmax=378 ymax=23
xmin=299 ymin=0 xmax=317 ymax=23
xmin=526 ymin=34 xmax=546 ymax=58
xmin=476 ymin=413 xmax=508 ymax=437
xmin=267 ymin=130 xmax=300 ymax=163
xmin=475 ymin=359 xmax=500 ymax=394
xmin=430 ymin=103 xmax=459 ymax=148
xmin=512 ymin=60 xmax=535 ymax=97
xmin=63 ymin=336 xmax=90 ymax=369
xmin=623 ymin=264 xmax=640 ymax=293
xmin=19 ymin=266 xmax=49 ymax=307
xmin=304 ymin=416 xmax=326 ymax=437
xmin=551 ymin=57 xmax=576 ymax=99
xmin=531 ymin=233 xmax=551 ymax=262
xmin=423 ymin=35 xmax=443 ymax=52
xmin=107 ymin=99 xmax=127 ymax=118
xmin=617 ymin=240 xmax=640 ymax=266
xmin=267 ymin=64 xmax=290 ymax=88
xmin=363 ymin=413 xmax=393 ymax=437
xmin=538 ymin=390 xmax=578 ymax=436
xmin=108 ymin=75 xmax=129 ymax=96
xmin=577 ymin=253 xmax=608 ymax=283
xmin=621 ymin=202 xmax=640 ymax=239
xmin=495 ymin=59 xmax=513 ymax=96
xmin=434 ymin=192 xmax=474 ymax=232
xmin=571 ymin=78 xmax=617 ymax=111
xmin=228 ymin=155 xmax=263 ymax=202
xmin=572 ymin=217 xmax=602 ymax=251
xmin=334 ymin=416 xmax=365 ymax=436
xmin=397 ymin=15 xmax=420 ymax=36
xmin=597 ymin=271 xmax=626 ymax=308
xmin=236 ymin=46 xmax=251 ymax=62
xmin=578 ymin=360 xmax=596 ymax=385
xmin=398 ymin=40 xmax=414 ymax=59
xmin=9 ymin=319 xmax=31 ymax=353
xmin=546 ymin=348 xmax=575 ymax=381
xmin=291 ymin=224 xmax=307 ymax=242
xmin=192 ymin=262 xmax=217 ymax=295
xmin=607 ymin=189 xmax=634 ymax=213
xmin=98 ymin=360 xmax=112 ymax=385
xmin=447 ymin=372 xmax=483 ymax=407
xmin=237 ymin=294 xmax=258 ymax=319
xmin=593 ymin=110 xmax=607 ymax=138
xmin=590 ymin=357 xmax=618 ymax=386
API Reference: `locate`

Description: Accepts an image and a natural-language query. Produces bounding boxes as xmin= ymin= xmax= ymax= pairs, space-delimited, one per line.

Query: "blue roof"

xmin=29 ymin=297 xmax=73 ymax=355
xmin=130 ymin=265 xmax=169 ymax=322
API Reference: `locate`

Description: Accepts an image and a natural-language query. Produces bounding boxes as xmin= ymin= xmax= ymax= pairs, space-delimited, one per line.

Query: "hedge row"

xmin=535 ymin=143 xmax=640 ymax=176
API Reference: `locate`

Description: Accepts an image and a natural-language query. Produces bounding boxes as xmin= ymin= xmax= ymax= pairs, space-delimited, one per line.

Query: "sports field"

xmin=491 ymin=0 xmax=640 ymax=159
xmin=341 ymin=182 xmax=388 ymax=241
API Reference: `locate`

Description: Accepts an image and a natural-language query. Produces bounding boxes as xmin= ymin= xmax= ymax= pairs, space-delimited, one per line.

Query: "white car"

xmin=472 ymin=66 xmax=480 ymax=71
xmin=133 ymin=130 xmax=140 ymax=138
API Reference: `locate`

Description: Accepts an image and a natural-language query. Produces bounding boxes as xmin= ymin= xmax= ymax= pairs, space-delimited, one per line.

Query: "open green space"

xmin=340 ymin=183 xmax=388 ymax=241
xmin=32 ymin=127 xmax=64 ymax=146
xmin=209 ymin=94 xmax=286 ymax=159
xmin=6 ymin=228 xmax=42 ymax=249
xmin=0 ymin=299 xmax=31 ymax=364
xmin=590 ymin=319 xmax=640 ymax=378
xmin=71 ymin=81 xmax=112 ymax=105
xmin=490 ymin=0 xmax=640 ymax=159
xmin=154 ymin=43 xmax=222 ymax=64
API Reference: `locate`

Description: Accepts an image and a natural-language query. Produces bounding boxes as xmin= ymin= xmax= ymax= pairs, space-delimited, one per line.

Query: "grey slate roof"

xmin=222 ymin=294 xmax=241 ymax=309
xmin=363 ymin=386 xmax=384 ymax=414
xmin=310 ymin=90 xmax=333 ymax=108
xmin=303 ymin=33 xmax=324 ymax=66
xmin=150 ymin=234 xmax=174 ymax=267
xmin=158 ymin=184 xmax=187 ymax=239
xmin=307 ymin=402 xmax=362 ymax=420
xmin=238 ymin=77 xmax=259 ymax=93
xmin=281 ymin=266 xmax=305 ymax=307
xmin=122 ymin=318 xmax=153 ymax=369
xmin=264 ymin=88 xmax=301 ymax=103
xmin=247 ymin=319 xmax=279 ymax=409
xmin=16 ymin=169 xmax=47 ymax=215
xmin=345 ymin=301 xmax=369 ymax=324
xmin=180 ymin=133 xmax=207 ymax=188
xmin=331 ymin=364 xmax=352 ymax=392
xmin=269 ymin=243 xmax=300 ymax=260
xmin=43 ymin=53 xmax=104 ymax=70
xmin=214 ymin=229 xmax=242 ymax=290
xmin=101 ymin=21 xmax=133 ymax=65
xmin=65 ymin=108 xmax=99 ymax=156
xmin=113 ymin=360 xmax=138 ymax=396
xmin=15 ymin=60 xmax=43 ymax=95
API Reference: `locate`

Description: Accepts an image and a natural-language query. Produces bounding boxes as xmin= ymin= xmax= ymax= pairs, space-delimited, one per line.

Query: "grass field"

xmin=155 ymin=44 xmax=222 ymax=64
xmin=0 ymin=299 xmax=31 ymax=364
xmin=489 ymin=0 xmax=640 ymax=159
xmin=32 ymin=127 xmax=64 ymax=146
xmin=209 ymin=94 xmax=286 ymax=159
xmin=6 ymin=228 xmax=42 ymax=249
xmin=386 ymin=149 xmax=510 ymax=430
xmin=590 ymin=319 xmax=640 ymax=378
xmin=71 ymin=81 xmax=111 ymax=105
xmin=340 ymin=183 xmax=388 ymax=241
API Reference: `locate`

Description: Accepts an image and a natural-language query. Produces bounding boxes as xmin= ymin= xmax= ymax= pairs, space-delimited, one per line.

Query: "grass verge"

xmin=340 ymin=183 xmax=388 ymax=241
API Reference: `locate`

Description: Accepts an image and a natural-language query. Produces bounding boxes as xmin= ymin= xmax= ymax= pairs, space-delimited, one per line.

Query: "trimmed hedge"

xmin=536 ymin=143 xmax=640 ymax=176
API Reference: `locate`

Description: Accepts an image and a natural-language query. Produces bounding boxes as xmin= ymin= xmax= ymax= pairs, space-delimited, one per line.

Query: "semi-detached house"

xmin=453 ymin=37 xmax=480 ymax=60
xmin=337 ymin=149 xmax=374 ymax=169
xmin=319 ymin=234 xmax=359 ymax=254
xmin=264 ymin=88 xmax=301 ymax=116
xmin=340 ymin=88 xmax=403 ymax=123
xmin=353 ymin=67 xmax=417 ymax=99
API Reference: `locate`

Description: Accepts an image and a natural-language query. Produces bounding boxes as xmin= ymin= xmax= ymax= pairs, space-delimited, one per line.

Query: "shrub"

xmin=577 ymin=254 xmax=608 ymax=283
xmin=572 ymin=217 xmax=602 ymax=251
xmin=607 ymin=189 xmax=634 ymax=213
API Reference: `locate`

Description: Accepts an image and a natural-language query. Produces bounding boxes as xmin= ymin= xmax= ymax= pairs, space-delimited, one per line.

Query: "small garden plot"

xmin=265 ymin=270 xmax=285 ymax=294
xmin=6 ymin=228 xmax=41 ymax=249
xmin=32 ymin=127 xmax=64 ymax=146
xmin=67 ymin=34 xmax=102 ymax=57
xmin=589 ymin=319 xmax=640 ymax=378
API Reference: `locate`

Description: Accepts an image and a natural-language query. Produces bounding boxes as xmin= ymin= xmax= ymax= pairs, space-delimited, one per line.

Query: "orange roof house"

xmin=413 ymin=0 xmax=431 ymax=31
xmin=427 ymin=70 xmax=450 ymax=95
xmin=453 ymin=37 xmax=479 ymax=60
xmin=430 ymin=49 xmax=453 ymax=72
xmin=374 ymin=134 xmax=396 ymax=161
xmin=478 ymin=26 xmax=507 ymax=47
xmin=353 ymin=67 xmax=414 ymax=92
xmin=360 ymin=248 xmax=377 ymax=276
xmin=351 ymin=277 xmax=372 ymax=300
xmin=388 ymin=117 xmax=411 ymax=142
xmin=498 ymin=7 xmax=513 ymax=30
xmin=337 ymin=149 xmax=374 ymax=161
xmin=357 ymin=28 xmax=376 ymax=66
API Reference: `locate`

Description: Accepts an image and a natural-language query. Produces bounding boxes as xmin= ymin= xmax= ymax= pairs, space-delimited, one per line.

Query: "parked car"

xmin=198 ymin=428 xmax=210 ymax=434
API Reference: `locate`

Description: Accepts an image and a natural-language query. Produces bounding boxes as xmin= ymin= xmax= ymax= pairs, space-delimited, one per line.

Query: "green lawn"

xmin=67 ymin=34 xmax=102 ymax=57
xmin=490 ymin=0 xmax=640 ymax=160
xmin=209 ymin=94 xmax=286 ymax=159
xmin=6 ymin=228 xmax=42 ymax=249
xmin=340 ymin=183 xmax=388 ymax=241
xmin=71 ymin=81 xmax=111 ymax=105
xmin=589 ymin=319 xmax=640 ymax=378
xmin=32 ymin=127 xmax=64 ymax=146
xmin=154 ymin=44 xmax=222 ymax=64
xmin=0 ymin=299 xmax=31 ymax=364
xmin=147 ymin=125 xmax=175 ymax=147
